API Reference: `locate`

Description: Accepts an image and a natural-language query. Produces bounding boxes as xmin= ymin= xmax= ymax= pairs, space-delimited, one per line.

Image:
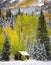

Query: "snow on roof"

xmin=19 ymin=51 xmax=30 ymax=56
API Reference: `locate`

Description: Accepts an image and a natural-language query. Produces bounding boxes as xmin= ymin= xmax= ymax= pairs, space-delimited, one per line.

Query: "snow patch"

xmin=0 ymin=60 xmax=51 ymax=65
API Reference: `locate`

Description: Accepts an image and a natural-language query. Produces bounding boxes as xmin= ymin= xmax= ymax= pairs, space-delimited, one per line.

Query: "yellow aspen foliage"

xmin=2 ymin=13 xmax=6 ymax=19
xmin=44 ymin=14 xmax=51 ymax=19
xmin=19 ymin=0 xmax=37 ymax=8
xmin=0 ymin=26 xmax=3 ymax=33
xmin=20 ymin=33 xmax=27 ymax=51
xmin=21 ymin=55 xmax=27 ymax=60
xmin=47 ymin=26 xmax=51 ymax=36
xmin=0 ymin=32 xmax=5 ymax=54
xmin=0 ymin=33 xmax=5 ymax=44
xmin=4 ymin=26 xmax=21 ymax=55
xmin=15 ymin=14 xmax=38 ymax=48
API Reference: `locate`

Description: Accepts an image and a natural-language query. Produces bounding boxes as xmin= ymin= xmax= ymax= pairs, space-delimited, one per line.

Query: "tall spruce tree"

xmin=33 ymin=10 xmax=50 ymax=60
xmin=2 ymin=35 xmax=10 ymax=61
xmin=18 ymin=8 xmax=21 ymax=15
xmin=6 ymin=9 xmax=12 ymax=18
xmin=33 ymin=40 xmax=48 ymax=60
xmin=0 ymin=8 xmax=1 ymax=18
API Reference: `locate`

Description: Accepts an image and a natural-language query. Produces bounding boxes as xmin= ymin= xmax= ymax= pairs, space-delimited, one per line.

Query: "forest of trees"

xmin=0 ymin=7 xmax=51 ymax=61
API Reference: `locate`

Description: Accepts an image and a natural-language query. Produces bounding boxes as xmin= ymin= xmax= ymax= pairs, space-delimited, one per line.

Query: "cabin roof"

xmin=19 ymin=51 xmax=30 ymax=56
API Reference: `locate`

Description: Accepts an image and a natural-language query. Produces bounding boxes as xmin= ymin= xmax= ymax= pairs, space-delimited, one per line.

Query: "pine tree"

xmin=0 ymin=8 xmax=1 ymax=18
xmin=2 ymin=35 xmax=10 ymax=61
xmin=33 ymin=10 xmax=50 ymax=60
xmin=6 ymin=9 xmax=12 ymax=18
xmin=33 ymin=40 xmax=47 ymax=60
xmin=18 ymin=8 xmax=21 ymax=15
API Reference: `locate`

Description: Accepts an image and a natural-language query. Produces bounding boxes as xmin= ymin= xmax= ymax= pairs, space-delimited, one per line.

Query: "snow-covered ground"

xmin=0 ymin=60 xmax=51 ymax=65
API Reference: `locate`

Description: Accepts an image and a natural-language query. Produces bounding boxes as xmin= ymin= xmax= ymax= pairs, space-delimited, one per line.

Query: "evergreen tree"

xmin=6 ymin=9 xmax=12 ymax=18
xmin=18 ymin=8 xmax=21 ymax=15
xmin=2 ymin=35 xmax=10 ymax=61
xmin=33 ymin=40 xmax=47 ymax=60
xmin=0 ymin=8 xmax=1 ymax=18
xmin=33 ymin=10 xmax=50 ymax=60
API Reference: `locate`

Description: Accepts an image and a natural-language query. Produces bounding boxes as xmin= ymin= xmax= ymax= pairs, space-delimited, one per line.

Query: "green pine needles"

xmin=2 ymin=35 xmax=10 ymax=61
xmin=33 ymin=10 xmax=50 ymax=60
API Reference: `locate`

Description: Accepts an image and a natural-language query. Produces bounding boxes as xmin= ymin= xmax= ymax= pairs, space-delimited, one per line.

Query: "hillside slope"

xmin=19 ymin=0 xmax=38 ymax=7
